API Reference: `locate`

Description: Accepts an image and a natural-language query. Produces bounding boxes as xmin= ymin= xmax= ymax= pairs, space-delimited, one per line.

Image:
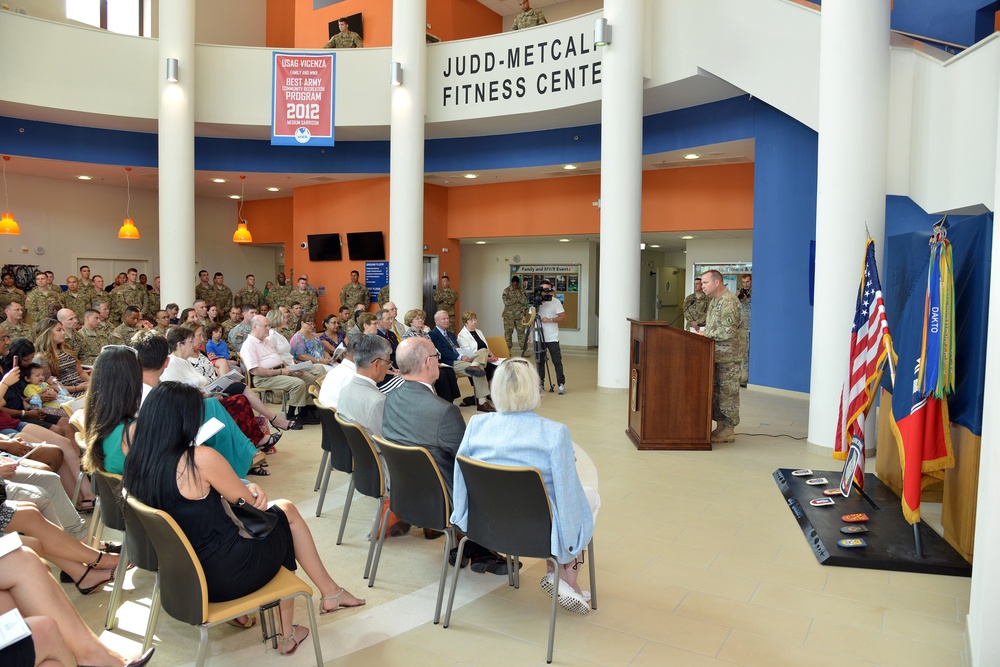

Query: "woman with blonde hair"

xmin=451 ymin=359 xmax=598 ymax=614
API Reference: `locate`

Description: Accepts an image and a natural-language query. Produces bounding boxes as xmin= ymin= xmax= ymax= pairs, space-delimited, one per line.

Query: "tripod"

xmin=527 ymin=306 xmax=557 ymax=393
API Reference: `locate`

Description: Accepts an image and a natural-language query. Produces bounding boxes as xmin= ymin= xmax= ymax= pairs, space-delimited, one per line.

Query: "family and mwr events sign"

xmin=427 ymin=13 xmax=602 ymax=123
xmin=271 ymin=52 xmax=336 ymax=146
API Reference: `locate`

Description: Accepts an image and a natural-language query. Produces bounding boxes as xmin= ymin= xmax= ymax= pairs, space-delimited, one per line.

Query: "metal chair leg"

xmin=104 ymin=535 xmax=128 ymax=630
xmin=313 ymin=451 xmax=329 ymax=492
xmin=442 ymin=536 xmax=470 ymax=628
xmin=336 ymin=477 xmax=355 ymax=544
xmin=366 ymin=500 xmax=390 ymax=584
xmin=86 ymin=501 xmax=103 ymax=545
xmin=587 ymin=539 xmax=597 ymax=609
xmin=316 ymin=461 xmax=333 ymax=517
xmin=72 ymin=471 xmax=85 ymax=506
xmin=301 ymin=591 xmax=323 ymax=666
xmin=143 ymin=576 xmax=161 ymax=652
xmin=195 ymin=625 xmax=210 ymax=667
xmin=546 ymin=557 xmax=558 ymax=664
xmin=433 ymin=529 xmax=455 ymax=624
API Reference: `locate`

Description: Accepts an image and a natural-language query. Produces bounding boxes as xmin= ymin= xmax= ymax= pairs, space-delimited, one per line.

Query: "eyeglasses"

xmin=427 ymin=351 xmax=442 ymax=361
xmin=101 ymin=344 xmax=138 ymax=356
xmin=375 ymin=357 xmax=392 ymax=365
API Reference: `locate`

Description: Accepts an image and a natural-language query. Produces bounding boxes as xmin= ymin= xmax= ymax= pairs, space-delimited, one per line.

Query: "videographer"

xmin=534 ymin=279 xmax=566 ymax=394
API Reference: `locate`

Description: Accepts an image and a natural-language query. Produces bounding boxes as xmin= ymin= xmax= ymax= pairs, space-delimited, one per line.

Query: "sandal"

xmin=75 ymin=554 xmax=115 ymax=596
xmin=277 ymin=624 xmax=308 ymax=656
xmin=319 ymin=587 xmax=366 ymax=615
xmin=247 ymin=464 xmax=271 ymax=476
xmin=226 ymin=615 xmax=257 ymax=629
xmin=259 ymin=432 xmax=282 ymax=450
xmin=270 ymin=415 xmax=300 ymax=431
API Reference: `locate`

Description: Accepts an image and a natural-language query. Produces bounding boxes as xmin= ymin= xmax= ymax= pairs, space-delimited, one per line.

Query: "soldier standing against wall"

xmin=434 ymin=275 xmax=458 ymax=334
xmin=501 ymin=276 xmax=530 ymax=356
xmin=340 ymin=270 xmax=369 ymax=311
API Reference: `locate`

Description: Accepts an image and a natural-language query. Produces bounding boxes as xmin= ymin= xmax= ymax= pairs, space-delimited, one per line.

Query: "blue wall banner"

xmin=271 ymin=52 xmax=336 ymax=146
xmin=365 ymin=261 xmax=389 ymax=303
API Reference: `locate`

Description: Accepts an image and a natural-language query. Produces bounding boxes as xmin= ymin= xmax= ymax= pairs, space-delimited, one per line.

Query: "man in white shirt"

xmin=319 ymin=334 xmax=358 ymax=408
xmin=535 ymin=279 xmax=566 ymax=394
xmin=240 ymin=315 xmax=316 ymax=424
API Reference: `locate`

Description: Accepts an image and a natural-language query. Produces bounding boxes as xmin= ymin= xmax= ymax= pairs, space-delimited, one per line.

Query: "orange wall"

xmin=428 ymin=0 xmax=502 ymax=41
xmin=239 ymin=196 xmax=294 ymax=246
xmin=447 ymin=164 xmax=754 ymax=239
xmin=266 ymin=0 xmax=296 ymax=48
xmin=294 ymin=0 xmax=393 ymax=49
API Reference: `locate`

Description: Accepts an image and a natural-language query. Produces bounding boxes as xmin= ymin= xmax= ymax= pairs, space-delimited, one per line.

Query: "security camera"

xmin=300 ymin=242 xmax=308 ymax=249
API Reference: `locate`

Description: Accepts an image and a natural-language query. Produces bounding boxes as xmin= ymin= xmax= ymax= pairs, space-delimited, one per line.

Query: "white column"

xmin=807 ymin=0 xmax=890 ymax=450
xmin=597 ymin=0 xmax=643 ymax=392
xmin=158 ymin=0 xmax=196 ymax=309
xmin=389 ymin=0 xmax=426 ymax=312
xmin=966 ymin=82 xmax=1000 ymax=667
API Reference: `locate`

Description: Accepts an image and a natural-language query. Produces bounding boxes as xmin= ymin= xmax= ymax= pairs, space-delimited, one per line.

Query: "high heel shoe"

xmin=258 ymin=431 xmax=281 ymax=452
xmin=78 ymin=646 xmax=155 ymax=667
xmin=319 ymin=587 xmax=366 ymax=614
xmin=269 ymin=415 xmax=300 ymax=431
xmin=75 ymin=553 xmax=115 ymax=596
xmin=277 ymin=624 xmax=308 ymax=656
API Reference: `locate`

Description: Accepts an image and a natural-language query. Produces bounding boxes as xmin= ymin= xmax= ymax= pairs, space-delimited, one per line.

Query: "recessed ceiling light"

xmin=559 ymin=239 xmax=570 ymax=243
xmin=563 ymin=164 xmax=577 ymax=170
xmin=464 ymin=173 xmax=477 ymax=179
xmin=212 ymin=178 xmax=227 ymax=183
xmin=266 ymin=187 xmax=280 ymax=192
xmin=229 ymin=195 xmax=241 ymax=200
xmin=475 ymin=241 xmax=486 ymax=245
xmin=684 ymin=153 xmax=700 ymax=160
xmin=650 ymin=244 xmax=661 ymax=248
xmin=77 ymin=175 xmax=92 ymax=180
xmin=681 ymin=235 xmax=694 ymax=240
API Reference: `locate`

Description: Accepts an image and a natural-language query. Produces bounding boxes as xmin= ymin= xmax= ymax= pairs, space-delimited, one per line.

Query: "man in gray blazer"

xmin=337 ymin=334 xmax=391 ymax=439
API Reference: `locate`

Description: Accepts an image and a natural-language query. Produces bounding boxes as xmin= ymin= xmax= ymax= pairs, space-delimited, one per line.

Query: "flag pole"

xmin=850 ymin=480 xmax=880 ymax=510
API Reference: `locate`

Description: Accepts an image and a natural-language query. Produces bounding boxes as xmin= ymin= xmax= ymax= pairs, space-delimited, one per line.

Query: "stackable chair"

xmin=443 ymin=456 xmax=598 ymax=664
xmin=90 ymin=471 xmax=129 ymax=630
xmin=119 ymin=492 xmax=160 ymax=652
xmin=485 ymin=336 xmax=511 ymax=359
xmin=334 ymin=414 xmax=388 ymax=581
xmin=241 ymin=360 xmax=289 ymax=414
xmin=125 ymin=496 xmax=322 ymax=667
xmin=371 ymin=436 xmax=456 ymax=620
xmin=313 ymin=402 xmax=356 ymax=541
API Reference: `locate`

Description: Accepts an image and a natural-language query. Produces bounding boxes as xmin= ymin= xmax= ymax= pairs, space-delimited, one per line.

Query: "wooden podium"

xmin=626 ymin=319 xmax=715 ymax=451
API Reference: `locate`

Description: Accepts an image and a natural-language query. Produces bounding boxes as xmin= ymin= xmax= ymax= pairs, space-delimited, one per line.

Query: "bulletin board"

xmin=510 ymin=264 xmax=580 ymax=330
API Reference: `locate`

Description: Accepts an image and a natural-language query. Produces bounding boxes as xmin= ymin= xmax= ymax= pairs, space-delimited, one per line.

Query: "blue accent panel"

xmin=195 ymin=137 xmax=389 ymax=173
xmin=889 ymin=0 xmax=989 ymax=49
xmin=426 ymin=124 xmax=601 ymax=172
xmin=0 ymin=116 xmax=158 ymax=167
xmin=749 ymin=103 xmax=818 ymax=393
xmin=642 ymin=96 xmax=757 ymax=154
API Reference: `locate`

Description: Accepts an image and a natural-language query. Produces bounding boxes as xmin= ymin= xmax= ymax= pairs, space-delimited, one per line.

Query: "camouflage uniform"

xmin=377 ymin=285 xmax=390 ymax=307
xmin=501 ymin=285 xmax=529 ymax=354
xmin=62 ymin=329 xmax=84 ymax=357
xmin=267 ymin=283 xmax=292 ymax=310
xmin=112 ymin=283 xmax=149 ymax=323
xmin=221 ymin=318 xmax=242 ymax=354
xmin=511 ymin=8 xmax=546 ymax=30
xmin=287 ymin=288 xmax=318 ymax=318
xmin=147 ymin=289 xmax=161 ymax=315
xmin=195 ymin=282 xmax=215 ymax=308
xmin=110 ymin=322 xmax=141 ymax=342
xmin=62 ymin=290 xmax=91 ymax=322
xmin=97 ymin=320 xmax=114 ymax=338
xmin=25 ymin=287 xmax=61 ymax=324
xmin=0 ymin=321 xmax=32 ymax=340
xmin=228 ymin=322 xmax=252 ymax=354
xmin=78 ymin=277 xmax=93 ymax=292
xmin=683 ymin=292 xmax=709 ymax=329
xmin=434 ymin=287 xmax=459 ymax=333
xmin=703 ymin=290 xmax=744 ymax=429
xmin=283 ymin=316 xmax=300 ymax=341
xmin=235 ymin=286 xmax=265 ymax=310
xmin=340 ymin=281 xmax=369 ymax=310
xmin=323 ymin=31 xmax=363 ymax=48
xmin=0 ymin=287 xmax=25 ymax=320
xmin=77 ymin=327 xmax=109 ymax=365
xmin=152 ymin=324 xmax=171 ymax=338
xmin=213 ymin=284 xmax=234 ymax=313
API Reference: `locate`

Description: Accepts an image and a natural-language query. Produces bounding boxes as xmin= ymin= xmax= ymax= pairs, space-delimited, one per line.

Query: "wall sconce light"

xmin=595 ymin=18 xmax=611 ymax=47
xmin=233 ymin=175 xmax=253 ymax=244
xmin=390 ymin=61 xmax=402 ymax=86
xmin=0 ymin=156 xmax=20 ymax=235
xmin=166 ymin=58 xmax=179 ymax=83
xmin=118 ymin=167 xmax=140 ymax=239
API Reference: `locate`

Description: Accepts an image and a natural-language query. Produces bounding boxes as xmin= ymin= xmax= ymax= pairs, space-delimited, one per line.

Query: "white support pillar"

xmin=158 ymin=0 xmax=196 ymax=309
xmin=597 ymin=0 xmax=643 ymax=392
xmin=966 ymin=79 xmax=1000 ymax=667
xmin=389 ymin=0 xmax=427 ymax=312
xmin=807 ymin=0 xmax=890 ymax=450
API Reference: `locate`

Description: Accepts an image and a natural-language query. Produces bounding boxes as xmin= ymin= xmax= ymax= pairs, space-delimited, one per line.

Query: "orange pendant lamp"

xmin=118 ymin=167 xmax=140 ymax=239
xmin=233 ymin=175 xmax=253 ymax=243
xmin=1 ymin=156 xmax=21 ymax=235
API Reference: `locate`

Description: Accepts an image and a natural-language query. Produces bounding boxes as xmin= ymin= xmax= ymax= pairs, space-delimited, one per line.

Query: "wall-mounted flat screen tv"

xmin=346 ymin=231 xmax=386 ymax=260
xmin=307 ymin=233 xmax=343 ymax=261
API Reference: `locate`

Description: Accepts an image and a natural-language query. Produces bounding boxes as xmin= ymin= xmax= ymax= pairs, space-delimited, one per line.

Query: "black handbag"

xmin=228 ymin=498 xmax=277 ymax=539
xmin=0 ymin=478 xmax=6 ymax=504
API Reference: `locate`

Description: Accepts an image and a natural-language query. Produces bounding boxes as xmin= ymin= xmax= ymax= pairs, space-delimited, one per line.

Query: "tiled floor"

xmin=72 ymin=350 xmax=970 ymax=666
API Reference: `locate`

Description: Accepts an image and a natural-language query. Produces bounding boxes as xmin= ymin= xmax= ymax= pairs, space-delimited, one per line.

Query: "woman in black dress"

xmin=123 ymin=382 xmax=364 ymax=655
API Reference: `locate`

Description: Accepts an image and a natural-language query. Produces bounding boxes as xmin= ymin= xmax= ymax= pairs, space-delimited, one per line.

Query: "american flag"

xmin=834 ymin=240 xmax=894 ymax=490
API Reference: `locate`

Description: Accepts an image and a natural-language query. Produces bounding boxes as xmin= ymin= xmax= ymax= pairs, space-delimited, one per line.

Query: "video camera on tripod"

xmin=528 ymin=284 xmax=555 ymax=309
